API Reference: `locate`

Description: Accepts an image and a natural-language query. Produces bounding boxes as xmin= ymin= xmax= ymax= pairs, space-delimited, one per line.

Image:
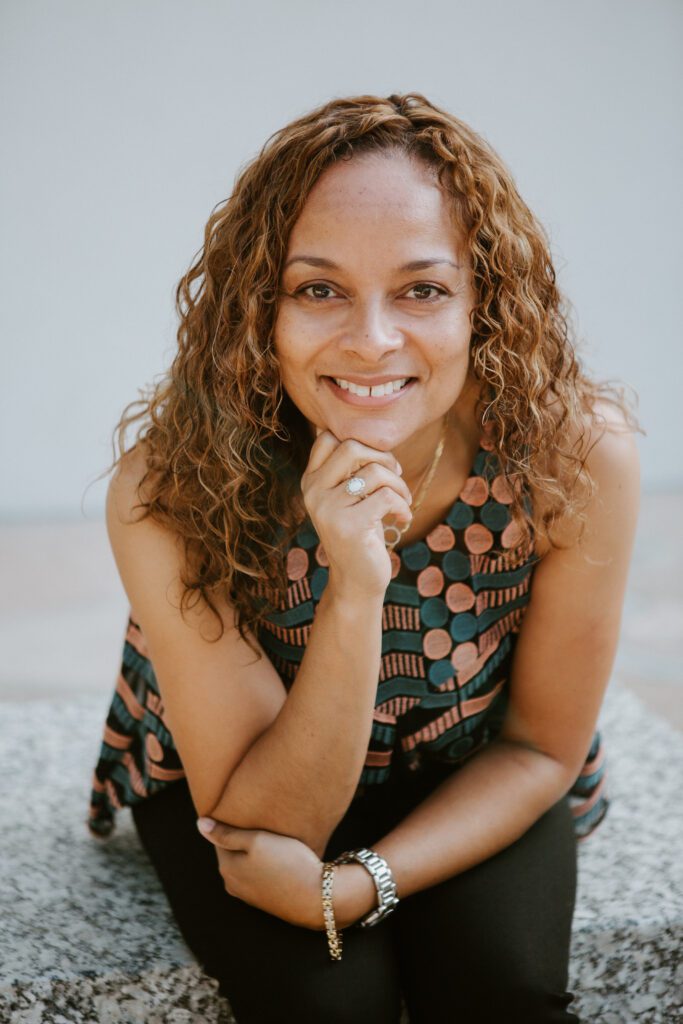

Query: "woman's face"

xmin=274 ymin=150 xmax=477 ymax=454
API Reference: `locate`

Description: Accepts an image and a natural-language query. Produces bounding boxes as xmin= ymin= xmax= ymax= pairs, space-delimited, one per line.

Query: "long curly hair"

xmin=105 ymin=91 xmax=642 ymax=649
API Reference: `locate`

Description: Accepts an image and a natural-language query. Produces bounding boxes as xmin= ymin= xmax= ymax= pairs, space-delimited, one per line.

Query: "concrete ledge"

xmin=1 ymin=684 xmax=681 ymax=1023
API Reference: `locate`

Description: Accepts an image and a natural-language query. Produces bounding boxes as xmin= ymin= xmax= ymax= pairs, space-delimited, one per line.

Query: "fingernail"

xmin=197 ymin=817 xmax=216 ymax=833
xmin=396 ymin=463 xmax=403 ymax=475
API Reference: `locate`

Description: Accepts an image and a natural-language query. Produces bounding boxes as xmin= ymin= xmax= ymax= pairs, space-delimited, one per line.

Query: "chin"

xmin=324 ymin=416 xmax=407 ymax=451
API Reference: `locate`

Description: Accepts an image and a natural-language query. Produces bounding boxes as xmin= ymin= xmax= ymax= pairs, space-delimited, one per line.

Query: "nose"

xmin=338 ymin=298 xmax=404 ymax=362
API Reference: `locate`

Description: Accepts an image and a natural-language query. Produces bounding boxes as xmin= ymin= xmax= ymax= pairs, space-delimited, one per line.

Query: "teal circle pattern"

xmin=311 ymin=567 xmax=329 ymax=599
xmin=444 ymin=736 xmax=475 ymax=759
xmin=443 ymin=550 xmax=470 ymax=581
xmin=446 ymin=501 xmax=474 ymax=529
xmin=296 ymin=522 xmax=319 ymax=549
xmin=401 ymin=541 xmax=431 ymax=571
xmin=450 ymin=613 xmax=478 ymax=642
xmin=480 ymin=501 xmax=511 ymax=531
xmin=473 ymin=450 xmax=493 ymax=476
xmin=429 ymin=660 xmax=455 ymax=685
xmin=421 ymin=597 xmax=449 ymax=627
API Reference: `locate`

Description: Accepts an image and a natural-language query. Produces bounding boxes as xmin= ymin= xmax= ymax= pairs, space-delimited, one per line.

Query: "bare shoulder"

xmin=104 ymin=440 xmax=196 ymax=625
xmin=106 ymin=440 xmax=157 ymax=528
xmin=578 ymin=397 xmax=640 ymax=478
xmin=532 ymin=398 xmax=641 ymax=558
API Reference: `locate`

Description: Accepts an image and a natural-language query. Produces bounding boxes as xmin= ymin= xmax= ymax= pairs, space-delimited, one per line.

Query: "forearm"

xmin=335 ymin=738 xmax=574 ymax=926
xmin=209 ymin=583 xmax=384 ymax=855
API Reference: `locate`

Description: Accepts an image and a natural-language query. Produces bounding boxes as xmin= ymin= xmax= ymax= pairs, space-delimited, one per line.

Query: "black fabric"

xmin=132 ymin=765 xmax=581 ymax=1024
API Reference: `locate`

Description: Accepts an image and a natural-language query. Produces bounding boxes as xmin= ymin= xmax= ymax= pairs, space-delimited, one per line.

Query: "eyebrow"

xmin=283 ymin=255 xmax=461 ymax=272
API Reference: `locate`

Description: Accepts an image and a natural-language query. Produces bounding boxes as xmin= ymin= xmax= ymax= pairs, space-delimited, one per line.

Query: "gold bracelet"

xmin=321 ymin=862 xmax=343 ymax=961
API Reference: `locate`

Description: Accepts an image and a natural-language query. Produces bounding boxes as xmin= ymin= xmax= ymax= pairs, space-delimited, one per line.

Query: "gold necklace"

xmin=383 ymin=416 xmax=449 ymax=551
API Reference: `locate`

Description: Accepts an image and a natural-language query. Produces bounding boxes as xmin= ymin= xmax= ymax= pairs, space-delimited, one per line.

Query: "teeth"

xmin=333 ymin=377 xmax=409 ymax=397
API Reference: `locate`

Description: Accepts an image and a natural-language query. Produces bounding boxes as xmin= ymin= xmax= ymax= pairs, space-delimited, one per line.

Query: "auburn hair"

xmin=104 ymin=92 xmax=642 ymax=649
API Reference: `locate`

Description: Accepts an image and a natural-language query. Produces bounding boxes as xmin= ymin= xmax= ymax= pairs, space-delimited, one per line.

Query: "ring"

xmin=344 ymin=475 xmax=367 ymax=498
xmin=383 ymin=524 xmax=402 ymax=548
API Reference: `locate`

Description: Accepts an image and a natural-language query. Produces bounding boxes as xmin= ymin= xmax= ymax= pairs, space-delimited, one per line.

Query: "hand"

xmin=196 ymin=817 xmax=325 ymax=930
xmin=301 ymin=430 xmax=413 ymax=600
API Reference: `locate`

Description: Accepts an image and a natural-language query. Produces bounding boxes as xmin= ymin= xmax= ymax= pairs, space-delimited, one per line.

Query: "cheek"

xmin=273 ymin=346 xmax=319 ymax=414
xmin=431 ymin=336 xmax=471 ymax=374
xmin=273 ymin=332 xmax=303 ymax=386
xmin=273 ymin=316 xmax=316 ymax=380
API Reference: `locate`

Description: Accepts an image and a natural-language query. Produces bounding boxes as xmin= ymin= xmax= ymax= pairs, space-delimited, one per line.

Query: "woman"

xmin=88 ymin=93 xmax=641 ymax=1023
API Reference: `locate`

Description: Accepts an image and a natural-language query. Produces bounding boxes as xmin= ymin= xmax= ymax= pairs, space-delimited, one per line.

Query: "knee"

xmin=200 ymin=938 xmax=403 ymax=1024
xmin=470 ymin=968 xmax=579 ymax=1024
xmin=403 ymin=957 xmax=578 ymax=1024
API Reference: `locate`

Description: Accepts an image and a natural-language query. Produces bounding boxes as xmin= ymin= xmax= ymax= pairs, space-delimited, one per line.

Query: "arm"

xmin=212 ymin=584 xmax=386 ymax=855
xmin=334 ymin=411 xmax=641 ymax=925
xmin=106 ymin=435 xmax=411 ymax=857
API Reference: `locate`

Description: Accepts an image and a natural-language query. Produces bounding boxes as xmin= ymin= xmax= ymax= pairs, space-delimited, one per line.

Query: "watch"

xmin=332 ymin=847 xmax=399 ymax=927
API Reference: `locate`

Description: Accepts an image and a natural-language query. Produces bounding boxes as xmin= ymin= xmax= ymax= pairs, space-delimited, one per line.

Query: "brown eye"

xmin=296 ymin=283 xmax=338 ymax=301
xmin=406 ymin=284 xmax=446 ymax=301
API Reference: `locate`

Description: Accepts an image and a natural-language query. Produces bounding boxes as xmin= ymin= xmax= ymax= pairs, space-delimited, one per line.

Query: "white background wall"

xmin=2 ymin=0 xmax=681 ymax=522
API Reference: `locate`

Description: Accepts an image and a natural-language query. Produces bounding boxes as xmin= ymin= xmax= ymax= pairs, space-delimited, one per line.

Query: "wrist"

xmin=322 ymin=576 xmax=386 ymax=612
xmin=332 ymin=862 xmax=378 ymax=929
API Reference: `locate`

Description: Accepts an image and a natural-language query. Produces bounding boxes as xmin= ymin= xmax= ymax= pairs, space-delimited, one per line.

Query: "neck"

xmin=393 ymin=382 xmax=481 ymax=498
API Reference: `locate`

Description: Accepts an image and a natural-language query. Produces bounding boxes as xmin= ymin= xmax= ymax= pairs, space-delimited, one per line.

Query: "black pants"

xmin=132 ymin=761 xmax=581 ymax=1024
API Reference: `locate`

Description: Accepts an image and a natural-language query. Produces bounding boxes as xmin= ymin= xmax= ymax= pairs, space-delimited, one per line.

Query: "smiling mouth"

xmin=322 ymin=376 xmax=417 ymax=405
xmin=323 ymin=376 xmax=416 ymax=398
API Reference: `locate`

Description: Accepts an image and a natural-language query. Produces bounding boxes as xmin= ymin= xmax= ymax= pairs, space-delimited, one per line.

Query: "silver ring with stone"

xmin=344 ymin=475 xmax=367 ymax=499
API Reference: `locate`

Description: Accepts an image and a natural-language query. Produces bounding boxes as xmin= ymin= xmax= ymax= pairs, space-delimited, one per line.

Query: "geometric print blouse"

xmin=87 ymin=430 xmax=610 ymax=842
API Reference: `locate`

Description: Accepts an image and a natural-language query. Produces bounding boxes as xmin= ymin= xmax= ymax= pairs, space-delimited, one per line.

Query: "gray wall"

xmin=2 ymin=0 xmax=681 ymax=520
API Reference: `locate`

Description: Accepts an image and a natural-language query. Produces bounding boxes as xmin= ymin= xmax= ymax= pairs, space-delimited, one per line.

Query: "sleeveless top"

xmin=87 ymin=432 xmax=609 ymax=842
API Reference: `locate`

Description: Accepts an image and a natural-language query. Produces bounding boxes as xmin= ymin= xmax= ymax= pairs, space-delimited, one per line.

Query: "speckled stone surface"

xmin=0 ymin=684 xmax=681 ymax=1023
xmin=567 ymin=686 xmax=683 ymax=1023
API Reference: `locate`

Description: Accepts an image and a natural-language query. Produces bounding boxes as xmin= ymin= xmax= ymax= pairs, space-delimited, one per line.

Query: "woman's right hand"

xmin=300 ymin=430 xmax=413 ymax=600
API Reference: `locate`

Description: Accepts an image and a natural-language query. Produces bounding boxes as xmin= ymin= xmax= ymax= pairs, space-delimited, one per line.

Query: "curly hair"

xmin=104 ymin=91 xmax=642 ymax=650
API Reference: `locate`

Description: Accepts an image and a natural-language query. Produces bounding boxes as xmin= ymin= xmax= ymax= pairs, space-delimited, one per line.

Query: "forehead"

xmin=287 ymin=151 xmax=461 ymax=249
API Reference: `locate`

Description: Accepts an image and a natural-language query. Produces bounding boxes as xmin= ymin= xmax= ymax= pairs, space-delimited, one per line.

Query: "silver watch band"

xmin=332 ymin=847 xmax=399 ymax=927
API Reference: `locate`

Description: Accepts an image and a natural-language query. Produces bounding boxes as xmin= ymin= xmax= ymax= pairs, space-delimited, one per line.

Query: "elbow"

xmin=497 ymin=737 xmax=578 ymax=797
xmin=207 ymin=786 xmax=339 ymax=858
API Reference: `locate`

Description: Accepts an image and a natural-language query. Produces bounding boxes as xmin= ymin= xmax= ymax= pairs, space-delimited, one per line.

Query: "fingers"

xmin=306 ymin=434 xmax=403 ymax=490
xmin=196 ymin=818 xmax=254 ymax=850
xmin=335 ymin=461 xmax=412 ymax=508
xmin=305 ymin=429 xmax=340 ymax=474
xmin=353 ymin=483 xmax=414 ymax=529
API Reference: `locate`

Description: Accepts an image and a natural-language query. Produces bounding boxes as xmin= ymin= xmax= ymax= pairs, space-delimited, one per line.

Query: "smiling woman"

xmin=275 ymin=154 xmax=474 ymax=465
xmin=87 ymin=93 xmax=642 ymax=1024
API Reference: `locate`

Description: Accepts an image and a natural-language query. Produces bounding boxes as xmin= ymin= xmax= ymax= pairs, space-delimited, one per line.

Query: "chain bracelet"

xmin=321 ymin=862 xmax=343 ymax=961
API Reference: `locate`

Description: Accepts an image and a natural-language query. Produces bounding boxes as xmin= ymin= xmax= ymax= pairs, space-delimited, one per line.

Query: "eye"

xmin=294 ymin=283 xmax=339 ymax=301
xmin=405 ymin=283 xmax=447 ymax=302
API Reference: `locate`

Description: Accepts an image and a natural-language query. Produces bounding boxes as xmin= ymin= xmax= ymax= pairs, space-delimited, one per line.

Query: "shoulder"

xmin=106 ymin=441 xmax=161 ymax=529
xmin=578 ymin=398 xmax=640 ymax=479
xmin=105 ymin=442 xmax=186 ymax=604
xmin=106 ymin=443 xmax=239 ymax=642
xmin=532 ymin=398 xmax=641 ymax=558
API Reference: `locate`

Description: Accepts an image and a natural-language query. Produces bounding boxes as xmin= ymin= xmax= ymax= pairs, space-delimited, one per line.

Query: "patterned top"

xmin=87 ymin=431 xmax=609 ymax=842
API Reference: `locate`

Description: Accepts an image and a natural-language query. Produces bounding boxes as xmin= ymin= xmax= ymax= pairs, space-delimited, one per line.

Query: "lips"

xmin=322 ymin=375 xmax=416 ymax=406
xmin=336 ymin=376 xmax=411 ymax=396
